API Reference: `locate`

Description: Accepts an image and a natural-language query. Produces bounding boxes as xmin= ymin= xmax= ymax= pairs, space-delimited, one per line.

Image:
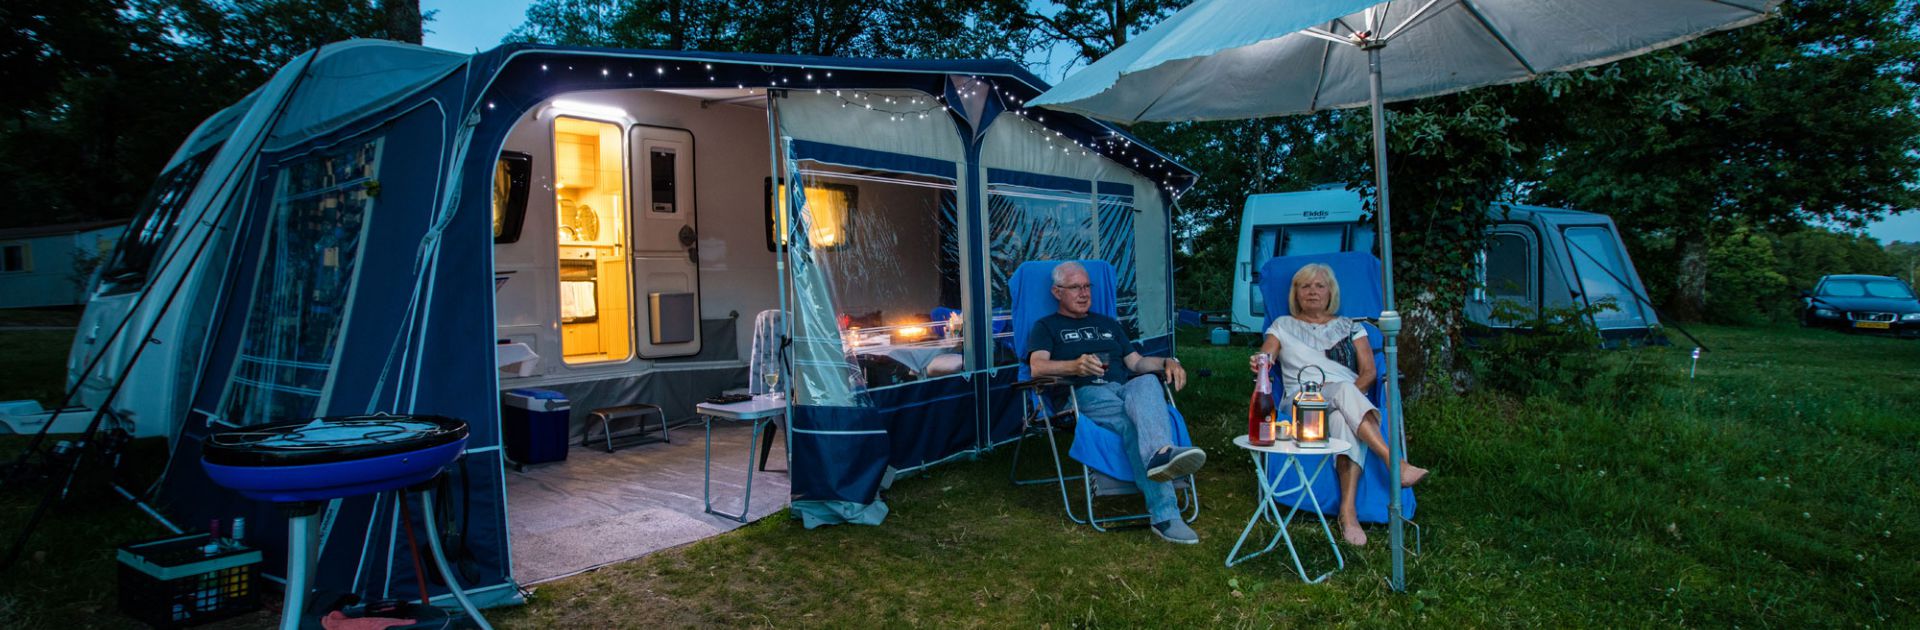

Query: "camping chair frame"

xmin=1008 ymin=373 xmax=1199 ymax=531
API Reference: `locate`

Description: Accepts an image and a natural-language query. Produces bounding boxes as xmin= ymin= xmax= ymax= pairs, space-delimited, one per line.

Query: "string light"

xmin=514 ymin=58 xmax=1187 ymax=191
xmin=830 ymin=89 xmax=946 ymax=117
xmin=965 ymin=75 xmax=1189 ymax=193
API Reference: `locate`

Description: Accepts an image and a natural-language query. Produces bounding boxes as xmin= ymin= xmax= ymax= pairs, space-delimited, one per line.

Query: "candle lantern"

xmin=1292 ymin=366 xmax=1331 ymax=448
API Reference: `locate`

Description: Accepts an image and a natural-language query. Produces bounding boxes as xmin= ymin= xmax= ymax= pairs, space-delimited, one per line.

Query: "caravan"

xmin=1227 ymin=189 xmax=1374 ymax=334
xmin=1230 ymin=192 xmax=1659 ymax=339
xmin=1468 ymin=204 xmax=1661 ymax=339
xmin=65 ymin=40 xmax=1193 ymax=605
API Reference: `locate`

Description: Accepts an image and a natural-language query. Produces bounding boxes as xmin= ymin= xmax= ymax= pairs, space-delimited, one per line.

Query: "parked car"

xmin=1800 ymin=274 xmax=1920 ymax=338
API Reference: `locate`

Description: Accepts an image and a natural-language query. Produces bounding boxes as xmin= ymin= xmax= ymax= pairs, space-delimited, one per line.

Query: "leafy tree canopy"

xmin=0 ymin=1 xmax=426 ymax=228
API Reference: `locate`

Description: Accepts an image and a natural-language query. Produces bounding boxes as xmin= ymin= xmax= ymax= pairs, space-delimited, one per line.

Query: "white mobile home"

xmin=0 ymin=220 xmax=124 ymax=309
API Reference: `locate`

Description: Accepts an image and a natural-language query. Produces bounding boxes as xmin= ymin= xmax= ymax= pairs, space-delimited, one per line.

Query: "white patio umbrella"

xmin=1029 ymin=0 xmax=1781 ymax=590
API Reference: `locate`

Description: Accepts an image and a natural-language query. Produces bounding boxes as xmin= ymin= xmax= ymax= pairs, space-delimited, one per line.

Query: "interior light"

xmin=774 ymin=184 xmax=853 ymax=249
xmin=549 ymin=99 xmax=629 ymax=121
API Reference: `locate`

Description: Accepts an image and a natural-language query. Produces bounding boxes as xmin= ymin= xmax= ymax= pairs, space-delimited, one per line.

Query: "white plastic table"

xmin=697 ymin=395 xmax=787 ymax=522
xmin=1224 ymin=435 xmax=1351 ymax=583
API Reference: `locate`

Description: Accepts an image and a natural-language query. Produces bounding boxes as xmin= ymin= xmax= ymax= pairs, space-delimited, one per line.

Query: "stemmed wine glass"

xmin=763 ymin=369 xmax=781 ymax=398
xmin=1088 ymin=352 xmax=1111 ymax=384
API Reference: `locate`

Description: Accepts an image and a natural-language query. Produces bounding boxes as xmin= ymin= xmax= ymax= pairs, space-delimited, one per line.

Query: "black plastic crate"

xmin=117 ymin=532 xmax=263 ymax=628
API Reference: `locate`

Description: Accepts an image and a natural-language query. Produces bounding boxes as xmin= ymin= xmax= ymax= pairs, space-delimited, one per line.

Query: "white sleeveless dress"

xmin=1265 ymin=316 xmax=1375 ymax=468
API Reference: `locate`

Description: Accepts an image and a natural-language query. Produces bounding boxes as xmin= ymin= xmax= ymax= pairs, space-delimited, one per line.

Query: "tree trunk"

xmin=669 ymin=0 xmax=684 ymax=49
xmin=1397 ymin=289 xmax=1459 ymax=399
xmin=381 ymin=0 xmax=423 ymax=44
xmin=1671 ymin=235 xmax=1708 ymax=322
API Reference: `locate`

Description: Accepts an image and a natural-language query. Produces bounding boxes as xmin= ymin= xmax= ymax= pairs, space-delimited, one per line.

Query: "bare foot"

xmin=1401 ymin=464 xmax=1429 ymax=487
xmin=1342 ymin=520 xmax=1368 ymax=546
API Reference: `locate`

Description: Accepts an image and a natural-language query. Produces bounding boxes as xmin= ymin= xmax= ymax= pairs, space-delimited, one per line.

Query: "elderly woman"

xmin=1249 ymin=263 xmax=1428 ymax=546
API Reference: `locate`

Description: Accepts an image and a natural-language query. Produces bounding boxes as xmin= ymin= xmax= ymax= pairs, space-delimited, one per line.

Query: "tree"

xmin=1887 ymin=239 xmax=1920 ymax=287
xmin=1704 ymin=223 xmax=1790 ymax=324
xmin=381 ymin=0 xmax=423 ymax=44
xmin=1519 ymin=0 xmax=1920 ymax=320
xmin=508 ymin=0 xmax=1033 ymax=59
xmin=1024 ymin=0 xmax=1185 ymax=74
xmin=0 ymin=1 xmax=429 ymax=229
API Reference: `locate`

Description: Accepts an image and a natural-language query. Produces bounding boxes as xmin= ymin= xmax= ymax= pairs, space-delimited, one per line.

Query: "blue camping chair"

xmin=1006 ymin=260 xmax=1199 ymax=531
xmin=1257 ymin=252 xmax=1419 ymax=537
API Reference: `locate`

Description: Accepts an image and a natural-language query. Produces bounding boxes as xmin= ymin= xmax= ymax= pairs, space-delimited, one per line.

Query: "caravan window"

xmin=1282 ymin=225 xmax=1347 ymax=256
xmin=1564 ymin=226 xmax=1643 ymax=327
xmin=647 ymin=149 xmax=678 ymax=214
xmin=791 ymin=161 xmax=963 ymax=391
xmin=1483 ymin=233 xmax=1533 ymax=299
xmin=1249 ymin=225 xmax=1278 ymax=317
xmin=221 ymin=138 xmax=383 ymax=425
xmin=552 ymin=116 xmax=632 ymax=365
xmin=97 ymin=145 xmax=221 ymax=295
xmin=1476 ymin=231 xmax=1536 ymax=324
xmin=492 ymin=152 xmax=531 ymax=243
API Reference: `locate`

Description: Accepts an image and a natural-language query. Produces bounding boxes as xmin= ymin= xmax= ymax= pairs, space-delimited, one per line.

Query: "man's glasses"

xmin=1054 ymin=283 xmax=1092 ymax=293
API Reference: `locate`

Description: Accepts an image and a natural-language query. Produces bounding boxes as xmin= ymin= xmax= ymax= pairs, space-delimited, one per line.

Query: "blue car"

xmin=1800 ymin=274 xmax=1920 ymax=338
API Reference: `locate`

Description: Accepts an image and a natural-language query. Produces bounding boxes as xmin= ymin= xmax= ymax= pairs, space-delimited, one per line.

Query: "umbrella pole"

xmin=1365 ymin=43 xmax=1409 ymax=594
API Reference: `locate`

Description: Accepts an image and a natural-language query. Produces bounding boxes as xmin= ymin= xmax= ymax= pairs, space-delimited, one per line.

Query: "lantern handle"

xmin=1295 ymin=365 xmax=1327 ymax=390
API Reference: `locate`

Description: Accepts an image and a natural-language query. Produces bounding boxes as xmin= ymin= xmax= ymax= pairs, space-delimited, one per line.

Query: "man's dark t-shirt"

xmin=1027 ymin=312 xmax=1135 ymax=387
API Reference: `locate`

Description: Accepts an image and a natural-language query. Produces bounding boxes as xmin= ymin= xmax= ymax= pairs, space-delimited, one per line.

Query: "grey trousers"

xmin=1074 ymin=376 xmax=1179 ymax=523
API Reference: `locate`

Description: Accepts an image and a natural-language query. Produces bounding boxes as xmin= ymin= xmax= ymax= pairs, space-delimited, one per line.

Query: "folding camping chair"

xmin=1256 ymin=252 xmax=1419 ymax=550
xmin=1005 ymin=260 xmax=1199 ymax=531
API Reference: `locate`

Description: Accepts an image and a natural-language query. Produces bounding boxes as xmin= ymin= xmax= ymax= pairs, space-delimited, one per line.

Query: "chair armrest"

xmin=1012 ymin=376 xmax=1060 ymax=391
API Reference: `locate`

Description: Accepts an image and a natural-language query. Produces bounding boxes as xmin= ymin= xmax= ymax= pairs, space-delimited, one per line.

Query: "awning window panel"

xmin=221 ymin=138 xmax=383 ymax=425
xmin=787 ymin=159 xmax=966 ymax=400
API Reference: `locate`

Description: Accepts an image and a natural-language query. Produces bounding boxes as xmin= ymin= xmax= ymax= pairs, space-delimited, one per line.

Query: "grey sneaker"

xmin=1146 ymin=446 xmax=1206 ymax=482
xmin=1152 ymin=519 xmax=1199 ymax=544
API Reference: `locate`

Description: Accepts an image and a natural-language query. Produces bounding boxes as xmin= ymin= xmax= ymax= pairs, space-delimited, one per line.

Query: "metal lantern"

xmin=1292 ymin=366 xmax=1331 ymax=449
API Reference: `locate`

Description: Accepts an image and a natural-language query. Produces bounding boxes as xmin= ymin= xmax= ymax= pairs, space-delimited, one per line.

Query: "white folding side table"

xmin=697 ymin=395 xmax=787 ymax=523
xmin=1225 ymin=435 xmax=1350 ymax=584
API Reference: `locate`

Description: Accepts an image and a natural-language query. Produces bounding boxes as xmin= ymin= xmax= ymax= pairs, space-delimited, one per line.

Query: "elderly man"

xmin=1026 ymin=261 xmax=1204 ymax=544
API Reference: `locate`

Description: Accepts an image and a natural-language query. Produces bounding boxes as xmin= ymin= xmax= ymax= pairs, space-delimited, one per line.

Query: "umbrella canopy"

xmin=1030 ymin=0 xmax=1781 ymax=122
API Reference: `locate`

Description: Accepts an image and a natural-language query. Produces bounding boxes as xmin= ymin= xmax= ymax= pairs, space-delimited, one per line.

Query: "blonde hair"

xmin=1288 ymin=264 xmax=1341 ymax=316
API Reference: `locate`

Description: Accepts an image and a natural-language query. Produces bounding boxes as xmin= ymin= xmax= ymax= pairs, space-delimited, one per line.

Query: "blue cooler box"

xmin=502 ymin=388 xmax=570 ymax=467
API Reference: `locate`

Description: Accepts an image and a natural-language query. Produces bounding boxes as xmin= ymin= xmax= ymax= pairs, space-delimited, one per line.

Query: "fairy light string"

xmin=515 ymin=60 xmax=1191 ymax=195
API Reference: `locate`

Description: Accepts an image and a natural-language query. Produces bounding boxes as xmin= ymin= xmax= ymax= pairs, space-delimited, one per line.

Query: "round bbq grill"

xmin=200 ymin=415 xmax=488 ymax=630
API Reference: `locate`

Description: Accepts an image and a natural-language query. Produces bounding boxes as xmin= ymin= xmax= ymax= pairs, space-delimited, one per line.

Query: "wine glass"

xmin=1088 ymin=352 xmax=1111 ymax=384
xmin=763 ymin=370 xmax=781 ymax=397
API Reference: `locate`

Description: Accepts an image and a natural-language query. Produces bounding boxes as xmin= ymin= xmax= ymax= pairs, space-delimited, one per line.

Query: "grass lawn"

xmin=1 ymin=323 xmax=1914 ymax=627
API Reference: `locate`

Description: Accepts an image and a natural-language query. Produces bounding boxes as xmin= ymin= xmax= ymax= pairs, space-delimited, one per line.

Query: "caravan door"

xmin=629 ymin=125 xmax=701 ymax=358
xmin=1563 ymin=226 xmax=1649 ymax=331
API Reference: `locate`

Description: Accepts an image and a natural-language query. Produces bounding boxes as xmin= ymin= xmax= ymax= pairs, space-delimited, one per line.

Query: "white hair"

xmin=1052 ymin=261 xmax=1087 ymax=286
